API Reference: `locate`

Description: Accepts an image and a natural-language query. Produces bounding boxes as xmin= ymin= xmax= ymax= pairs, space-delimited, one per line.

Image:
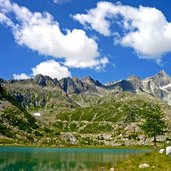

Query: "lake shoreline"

xmin=0 ymin=143 xmax=154 ymax=150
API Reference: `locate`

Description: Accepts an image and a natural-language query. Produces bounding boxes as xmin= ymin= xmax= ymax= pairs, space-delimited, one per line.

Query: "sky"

xmin=0 ymin=0 xmax=171 ymax=83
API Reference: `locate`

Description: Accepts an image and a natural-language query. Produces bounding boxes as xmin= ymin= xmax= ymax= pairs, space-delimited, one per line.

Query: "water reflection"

xmin=0 ymin=147 xmax=150 ymax=171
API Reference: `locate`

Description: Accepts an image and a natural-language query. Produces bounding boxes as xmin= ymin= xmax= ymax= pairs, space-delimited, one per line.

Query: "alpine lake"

xmin=0 ymin=146 xmax=152 ymax=171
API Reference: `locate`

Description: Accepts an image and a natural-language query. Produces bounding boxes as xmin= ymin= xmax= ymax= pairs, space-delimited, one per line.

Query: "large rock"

xmin=159 ymin=149 xmax=165 ymax=154
xmin=166 ymin=146 xmax=171 ymax=156
xmin=60 ymin=133 xmax=77 ymax=145
xmin=139 ymin=163 xmax=150 ymax=169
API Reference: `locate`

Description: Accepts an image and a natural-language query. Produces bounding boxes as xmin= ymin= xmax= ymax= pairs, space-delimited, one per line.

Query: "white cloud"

xmin=0 ymin=0 xmax=108 ymax=69
xmin=13 ymin=60 xmax=71 ymax=80
xmin=13 ymin=73 xmax=30 ymax=80
xmin=0 ymin=12 xmax=13 ymax=26
xmin=73 ymin=2 xmax=171 ymax=61
xmin=32 ymin=60 xmax=71 ymax=79
xmin=73 ymin=2 xmax=113 ymax=36
xmin=95 ymin=57 xmax=109 ymax=71
xmin=53 ymin=0 xmax=71 ymax=4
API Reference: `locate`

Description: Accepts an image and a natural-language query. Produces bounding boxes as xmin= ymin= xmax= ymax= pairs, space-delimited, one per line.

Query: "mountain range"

xmin=1 ymin=70 xmax=171 ymax=105
xmin=0 ymin=70 xmax=171 ymax=146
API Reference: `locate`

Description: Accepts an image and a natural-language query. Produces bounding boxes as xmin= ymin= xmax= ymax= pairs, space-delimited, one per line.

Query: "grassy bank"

xmin=0 ymin=139 xmax=153 ymax=149
xmin=115 ymin=151 xmax=171 ymax=171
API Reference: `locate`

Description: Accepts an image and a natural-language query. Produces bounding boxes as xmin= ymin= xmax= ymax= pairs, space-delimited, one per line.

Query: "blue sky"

xmin=0 ymin=0 xmax=171 ymax=83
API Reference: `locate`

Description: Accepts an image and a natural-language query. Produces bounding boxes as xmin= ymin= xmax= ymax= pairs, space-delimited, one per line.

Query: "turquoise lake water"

xmin=0 ymin=147 xmax=150 ymax=171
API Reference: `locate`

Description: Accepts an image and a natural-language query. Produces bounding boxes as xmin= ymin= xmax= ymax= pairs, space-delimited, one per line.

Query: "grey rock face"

xmin=59 ymin=77 xmax=80 ymax=94
xmin=34 ymin=74 xmax=55 ymax=87
xmin=127 ymin=76 xmax=144 ymax=92
xmin=142 ymin=70 xmax=171 ymax=104
xmin=105 ymin=70 xmax=171 ymax=105
xmin=82 ymin=76 xmax=104 ymax=87
xmin=106 ymin=76 xmax=143 ymax=93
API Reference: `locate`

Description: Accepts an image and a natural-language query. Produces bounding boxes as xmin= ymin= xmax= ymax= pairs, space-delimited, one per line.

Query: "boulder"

xmin=61 ymin=132 xmax=77 ymax=145
xmin=109 ymin=168 xmax=115 ymax=171
xmin=159 ymin=149 xmax=165 ymax=154
xmin=166 ymin=146 xmax=171 ymax=156
xmin=34 ymin=112 xmax=41 ymax=117
xmin=139 ymin=163 xmax=150 ymax=169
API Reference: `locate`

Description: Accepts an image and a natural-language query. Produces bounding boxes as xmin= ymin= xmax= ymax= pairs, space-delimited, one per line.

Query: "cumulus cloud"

xmin=0 ymin=0 xmax=107 ymax=69
xmin=53 ymin=0 xmax=71 ymax=4
xmin=13 ymin=60 xmax=71 ymax=80
xmin=0 ymin=12 xmax=11 ymax=25
xmin=32 ymin=60 xmax=71 ymax=79
xmin=13 ymin=73 xmax=31 ymax=80
xmin=73 ymin=2 xmax=171 ymax=61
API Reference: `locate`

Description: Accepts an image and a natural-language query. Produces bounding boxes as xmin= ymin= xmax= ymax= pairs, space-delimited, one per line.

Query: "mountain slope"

xmin=0 ymin=84 xmax=40 ymax=143
xmin=0 ymin=71 xmax=171 ymax=146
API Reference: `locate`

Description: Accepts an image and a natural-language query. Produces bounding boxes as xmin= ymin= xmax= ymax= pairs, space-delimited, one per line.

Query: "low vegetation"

xmin=115 ymin=152 xmax=171 ymax=171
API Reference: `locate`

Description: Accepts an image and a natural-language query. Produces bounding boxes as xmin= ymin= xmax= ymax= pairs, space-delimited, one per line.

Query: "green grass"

xmin=115 ymin=152 xmax=171 ymax=171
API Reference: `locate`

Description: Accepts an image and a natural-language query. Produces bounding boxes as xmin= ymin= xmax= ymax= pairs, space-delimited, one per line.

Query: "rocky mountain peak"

xmin=82 ymin=76 xmax=95 ymax=84
xmin=158 ymin=70 xmax=169 ymax=77
xmin=82 ymin=76 xmax=103 ymax=87
xmin=33 ymin=74 xmax=54 ymax=86
xmin=128 ymin=75 xmax=141 ymax=82
xmin=59 ymin=77 xmax=80 ymax=94
xmin=144 ymin=70 xmax=171 ymax=88
xmin=154 ymin=70 xmax=171 ymax=82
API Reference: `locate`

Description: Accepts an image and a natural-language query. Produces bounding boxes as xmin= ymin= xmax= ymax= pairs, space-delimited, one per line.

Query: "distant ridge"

xmin=1 ymin=70 xmax=171 ymax=105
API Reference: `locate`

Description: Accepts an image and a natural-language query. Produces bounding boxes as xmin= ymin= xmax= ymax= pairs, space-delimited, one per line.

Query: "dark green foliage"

xmin=139 ymin=104 xmax=166 ymax=145
xmin=27 ymin=135 xmax=34 ymax=142
xmin=0 ymin=124 xmax=15 ymax=138
xmin=69 ymin=123 xmax=77 ymax=132
xmin=1 ymin=85 xmax=39 ymax=127
xmin=3 ymin=107 xmax=38 ymax=132
xmin=34 ymin=130 xmax=43 ymax=137
xmin=44 ymin=127 xmax=53 ymax=133
xmin=23 ymin=112 xmax=39 ymax=129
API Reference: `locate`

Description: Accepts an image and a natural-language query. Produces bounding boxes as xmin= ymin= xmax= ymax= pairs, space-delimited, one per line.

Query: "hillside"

xmin=0 ymin=84 xmax=62 ymax=146
xmin=0 ymin=71 xmax=171 ymax=146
